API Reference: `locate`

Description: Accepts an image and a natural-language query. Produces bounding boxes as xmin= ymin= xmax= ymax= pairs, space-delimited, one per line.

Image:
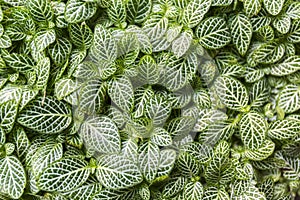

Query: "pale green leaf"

xmin=273 ymin=15 xmax=291 ymax=34
xmin=80 ymin=116 xmax=121 ymax=155
xmin=90 ymin=24 xmax=117 ymax=62
xmin=108 ymin=75 xmax=134 ymax=112
xmin=0 ymin=34 xmax=12 ymax=49
xmin=172 ymin=32 xmax=192 ymax=57
xmin=150 ymin=127 xmax=172 ymax=147
xmin=286 ymin=2 xmax=300 ymax=19
xmin=107 ymin=0 xmax=126 ymax=25
xmin=202 ymin=187 xmax=230 ymax=200
xmin=30 ymin=141 xmax=63 ymax=177
xmin=287 ymin=20 xmax=300 ymax=43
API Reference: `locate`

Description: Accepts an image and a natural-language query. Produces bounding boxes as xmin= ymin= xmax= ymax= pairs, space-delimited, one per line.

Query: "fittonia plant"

xmin=0 ymin=0 xmax=300 ymax=199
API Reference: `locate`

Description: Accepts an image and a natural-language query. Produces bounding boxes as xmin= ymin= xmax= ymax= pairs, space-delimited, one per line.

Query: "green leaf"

xmin=162 ymin=177 xmax=187 ymax=198
xmin=181 ymin=142 xmax=214 ymax=164
xmin=33 ymin=29 xmax=56 ymax=52
xmin=6 ymin=24 xmax=26 ymax=41
xmin=166 ymin=116 xmax=195 ymax=139
xmin=196 ymin=17 xmax=231 ymax=50
xmin=230 ymin=13 xmax=253 ymax=56
xmin=90 ymin=24 xmax=118 ymax=62
xmin=0 ymin=128 xmax=5 ymax=148
xmin=48 ymin=38 xmax=72 ymax=66
xmin=244 ymin=140 xmax=275 ymax=161
xmin=183 ymin=181 xmax=204 ymax=200
xmin=11 ymin=127 xmax=30 ymax=161
xmin=62 ymin=182 xmax=102 ymax=200
xmin=38 ymin=157 xmax=90 ymax=192
xmin=277 ymin=84 xmax=300 ymax=114
xmin=253 ymin=41 xmax=285 ymax=64
xmin=150 ymin=127 xmax=172 ymax=147
xmin=26 ymin=0 xmax=53 ymax=22
xmin=143 ymin=14 xmax=168 ymax=41
xmin=30 ymin=141 xmax=63 ymax=177
xmin=79 ymin=79 xmax=106 ymax=113
xmin=204 ymin=154 xmax=235 ymax=185
xmin=239 ymin=111 xmax=267 ymax=150
xmin=0 ymin=156 xmax=26 ymax=199
xmin=127 ymin=25 xmax=152 ymax=54
xmin=126 ymin=0 xmax=152 ymax=24
xmin=96 ymin=154 xmax=143 ymax=189
xmin=0 ymin=100 xmax=18 ymax=134
xmin=263 ymin=0 xmax=284 ymax=16
xmin=270 ymin=56 xmax=300 ymax=76
xmin=215 ymin=76 xmax=249 ymax=111
xmin=80 ymin=116 xmax=121 ymax=155
xmin=211 ymin=0 xmax=232 ymax=6
xmin=244 ymin=0 xmax=261 ymax=17
xmin=286 ymin=2 xmax=300 ymax=19
xmin=17 ymin=96 xmax=72 ymax=134
xmin=138 ymin=142 xmax=160 ymax=182
xmin=108 ymin=75 xmax=134 ymax=112
xmin=182 ymin=0 xmax=211 ymax=28
xmin=0 ymin=34 xmax=12 ymax=49
xmin=3 ymin=53 xmax=34 ymax=73
xmin=65 ymin=0 xmax=97 ymax=23
xmin=137 ymin=55 xmax=159 ymax=85
xmin=177 ymin=152 xmax=200 ymax=177
xmin=107 ymin=0 xmax=126 ymax=25
xmin=273 ymin=15 xmax=291 ymax=34
xmin=133 ymin=86 xmax=154 ymax=118
xmin=35 ymin=57 xmax=50 ymax=90
xmin=55 ymin=78 xmax=79 ymax=100
xmin=268 ymin=119 xmax=300 ymax=140
xmin=287 ymin=20 xmax=300 ymax=43
xmin=202 ymin=187 xmax=230 ymax=200
xmin=68 ymin=23 xmax=93 ymax=48
xmin=249 ymin=79 xmax=271 ymax=107
xmin=157 ymin=149 xmax=177 ymax=177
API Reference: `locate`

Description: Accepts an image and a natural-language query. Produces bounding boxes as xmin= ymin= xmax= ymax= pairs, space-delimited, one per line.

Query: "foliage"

xmin=0 ymin=0 xmax=300 ymax=199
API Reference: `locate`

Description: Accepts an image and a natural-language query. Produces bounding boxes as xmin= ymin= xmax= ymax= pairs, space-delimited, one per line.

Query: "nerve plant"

xmin=0 ymin=0 xmax=300 ymax=200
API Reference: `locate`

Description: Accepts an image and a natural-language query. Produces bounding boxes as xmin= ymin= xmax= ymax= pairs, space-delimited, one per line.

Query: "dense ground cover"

xmin=0 ymin=0 xmax=300 ymax=199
